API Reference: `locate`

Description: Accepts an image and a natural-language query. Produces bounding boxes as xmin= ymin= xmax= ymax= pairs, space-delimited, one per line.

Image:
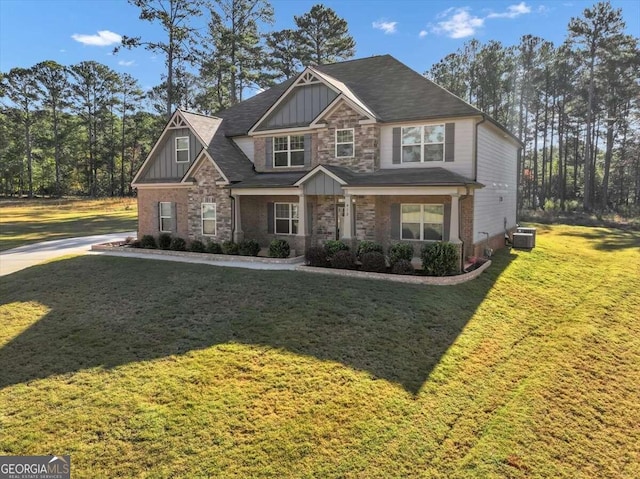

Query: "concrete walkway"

xmin=0 ymin=232 xmax=135 ymax=276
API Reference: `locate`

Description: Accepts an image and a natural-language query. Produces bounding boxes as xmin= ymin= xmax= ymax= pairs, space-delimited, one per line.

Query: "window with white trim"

xmin=159 ymin=202 xmax=174 ymax=232
xmin=273 ymin=135 xmax=305 ymax=167
xmin=274 ymin=203 xmax=299 ymax=235
xmin=176 ymin=136 xmax=189 ymax=163
xmin=201 ymin=202 xmax=216 ymax=236
xmin=401 ymin=204 xmax=444 ymax=241
xmin=335 ymin=128 xmax=354 ymax=157
xmin=401 ymin=124 xmax=445 ymax=163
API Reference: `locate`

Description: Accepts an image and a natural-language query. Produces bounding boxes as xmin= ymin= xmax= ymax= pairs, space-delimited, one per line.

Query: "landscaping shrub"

xmin=238 ymin=239 xmax=261 ymax=256
xmin=391 ymin=259 xmax=415 ymax=275
xmin=388 ymin=243 xmax=414 ymax=266
xmin=330 ymin=250 xmax=357 ymax=270
xmin=360 ymin=251 xmax=387 ymax=273
xmin=269 ymin=239 xmax=290 ymax=258
xmin=158 ymin=232 xmax=172 ymax=250
xmin=357 ymin=240 xmax=384 ymax=258
xmin=206 ymin=240 xmax=222 ymax=254
xmin=130 ymin=239 xmax=142 ymax=248
xmin=222 ymin=240 xmax=239 ymax=255
xmin=305 ymin=246 xmax=329 ymax=267
xmin=421 ymin=242 xmax=459 ymax=276
xmin=140 ymin=234 xmax=157 ymax=249
xmin=324 ymin=240 xmax=349 ymax=257
xmin=189 ymin=240 xmax=206 ymax=253
xmin=169 ymin=237 xmax=187 ymax=251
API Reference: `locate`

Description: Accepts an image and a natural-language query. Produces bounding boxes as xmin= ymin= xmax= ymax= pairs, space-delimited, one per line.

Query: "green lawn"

xmin=1 ymin=224 xmax=638 ymax=478
xmin=0 ymin=198 xmax=137 ymax=251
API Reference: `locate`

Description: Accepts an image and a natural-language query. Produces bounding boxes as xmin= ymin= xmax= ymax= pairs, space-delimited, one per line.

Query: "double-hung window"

xmin=159 ymin=202 xmax=174 ymax=232
xmin=274 ymin=203 xmax=298 ymax=235
xmin=335 ymin=128 xmax=354 ymax=157
xmin=273 ymin=135 xmax=305 ymax=167
xmin=176 ymin=136 xmax=189 ymax=163
xmin=401 ymin=124 xmax=445 ymax=163
xmin=401 ymin=204 xmax=444 ymax=241
xmin=201 ymin=202 xmax=216 ymax=236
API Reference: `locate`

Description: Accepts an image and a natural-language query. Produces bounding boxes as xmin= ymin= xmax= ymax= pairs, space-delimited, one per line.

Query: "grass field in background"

xmin=0 ymin=198 xmax=137 ymax=251
xmin=1 ymin=224 xmax=638 ymax=478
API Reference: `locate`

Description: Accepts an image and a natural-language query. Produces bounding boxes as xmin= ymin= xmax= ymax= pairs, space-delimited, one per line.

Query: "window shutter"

xmin=443 ymin=202 xmax=452 ymax=241
xmin=156 ymin=202 xmax=161 ymax=231
xmin=171 ymin=202 xmax=178 ymax=233
xmin=265 ymin=138 xmax=273 ymax=169
xmin=267 ymin=202 xmax=274 ymax=234
xmin=307 ymin=202 xmax=313 ymax=235
xmin=392 ymin=127 xmax=401 ymax=164
xmin=445 ymin=123 xmax=455 ymax=162
xmin=390 ymin=203 xmax=400 ymax=239
xmin=304 ymin=134 xmax=312 ymax=167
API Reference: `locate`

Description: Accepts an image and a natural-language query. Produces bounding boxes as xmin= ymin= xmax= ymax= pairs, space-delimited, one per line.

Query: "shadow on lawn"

xmin=557 ymin=227 xmax=640 ymax=252
xmin=0 ymin=252 xmax=513 ymax=395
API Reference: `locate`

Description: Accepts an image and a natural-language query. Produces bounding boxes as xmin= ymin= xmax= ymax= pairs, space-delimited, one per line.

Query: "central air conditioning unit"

xmin=513 ymin=232 xmax=534 ymax=249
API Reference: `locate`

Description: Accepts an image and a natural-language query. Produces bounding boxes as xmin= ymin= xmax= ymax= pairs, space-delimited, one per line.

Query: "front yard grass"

xmin=0 ymin=197 xmax=137 ymax=251
xmin=0 ymin=224 xmax=638 ymax=478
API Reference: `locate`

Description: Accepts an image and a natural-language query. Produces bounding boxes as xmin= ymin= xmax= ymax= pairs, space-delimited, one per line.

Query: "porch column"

xmin=233 ymin=195 xmax=244 ymax=243
xmin=297 ymin=193 xmax=306 ymax=236
xmin=449 ymin=193 xmax=462 ymax=244
xmin=342 ymin=193 xmax=352 ymax=240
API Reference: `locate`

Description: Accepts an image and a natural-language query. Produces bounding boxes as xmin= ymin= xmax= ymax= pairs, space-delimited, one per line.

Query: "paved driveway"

xmin=0 ymin=232 xmax=136 ymax=277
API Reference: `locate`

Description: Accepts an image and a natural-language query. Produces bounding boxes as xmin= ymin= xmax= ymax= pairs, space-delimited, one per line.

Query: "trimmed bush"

xmin=206 ymin=240 xmax=222 ymax=254
xmin=238 ymin=239 xmax=261 ymax=256
xmin=361 ymin=251 xmax=387 ymax=273
xmin=158 ymin=233 xmax=172 ymax=250
xmin=222 ymin=240 xmax=239 ymax=255
xmin=421 ymin=242 xmax=459 ymax=276
xmin=189 ymin=240 xmax=206 ymax=253
xmin=305 ymin=246 xmax=329 ymax=267
xmin=324 ymin=240 xmax=349 ymax=257
xmin=140 ymin=234 xmax=157 ymax=249
xmin=357 ymin=240 xmax=384 ymax=258
xmin=269 ymin=239 xmax=290 ymax=258
xmin=391 ymin=259 xmax=415 ymax=275
xmin=169 ymin=237 xmax=187 ymax=251
xmin=330 ymin=250 xmax=357 ymax=270
xmin=388 ymin=243 xmax=414 ymax=266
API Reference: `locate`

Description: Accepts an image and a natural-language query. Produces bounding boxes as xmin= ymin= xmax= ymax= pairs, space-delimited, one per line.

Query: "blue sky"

xmin=1 ymin=0 xmax=638 ymax=93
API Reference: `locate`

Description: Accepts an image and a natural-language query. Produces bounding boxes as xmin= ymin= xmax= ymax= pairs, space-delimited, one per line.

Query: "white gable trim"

xmin=294 ymin=165 xmax=348 ymax=187
xmin=181 ymin=149 xmax=230 ymax=185
xmin=248 ymin=67 xmax=342 ymax=135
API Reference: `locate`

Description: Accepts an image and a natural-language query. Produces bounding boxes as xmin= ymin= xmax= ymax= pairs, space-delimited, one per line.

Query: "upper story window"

xmin=274 ymin=135 xmax=305 ymax=167
xmin=401 ymin=204 xmax=444 ymax=241
xmin=401 ymin=124 xmax=445 ymax=163
xmin=176 ymin=136 xmax=189 ymax=163
xmin=336 ymin=129 xmax=354 ymax=158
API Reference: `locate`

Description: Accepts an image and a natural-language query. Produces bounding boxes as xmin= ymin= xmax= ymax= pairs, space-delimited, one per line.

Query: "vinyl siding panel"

xmin=142 ymin=129 xmax=202 ymax=181
xmin=379 ymin=118 xmax=474 ymax=177
xmin=473 ymin=123 xmax=518 ymax=243
xmin=232 ymin=136 xmax=254 ymax=163
xmin=257 ymin=84 xmax=338 ymax=130
xmin=304 ymin=173 xmax=344 ymax=195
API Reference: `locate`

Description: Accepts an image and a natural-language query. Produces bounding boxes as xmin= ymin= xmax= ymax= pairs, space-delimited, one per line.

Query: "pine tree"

xmin=294 ymin=4 xmax=355 ymax=65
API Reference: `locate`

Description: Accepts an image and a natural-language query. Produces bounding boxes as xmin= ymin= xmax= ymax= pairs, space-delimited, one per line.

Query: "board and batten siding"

xmin=473 ymin=123 xmax=518 ymax=243
xmin=303 ymin=172 xmax=344 ymax=195
xmin=379 ymin=118 xmax=475 ymax=177
xmin=232 ymin=136 xmax=255 ymax=163
xmin=142 ymin=129 xmax=202 ymax=180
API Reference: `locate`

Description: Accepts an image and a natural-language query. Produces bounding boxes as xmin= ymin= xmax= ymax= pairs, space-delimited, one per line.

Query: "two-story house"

xmin=132 ymin=55 xmax=521 ymax=260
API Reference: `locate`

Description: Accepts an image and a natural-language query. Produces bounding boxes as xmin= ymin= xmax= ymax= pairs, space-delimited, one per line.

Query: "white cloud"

xmin=433 ymin=8 xmax=484 ymax=39
xmin=372 ymin=19 xmax=398 ymax=34
xmin=487 ymin=2 xmax=532 ymax=19
xmin=419 ymin=30 xmax=428 ymax=38
xmin=71 ymin=30 xmax=121 ymax=46
xmin=59 ymin=49 xmax=66 ymax=53
xmin=118 ymin=60 xmax=135 ymax=66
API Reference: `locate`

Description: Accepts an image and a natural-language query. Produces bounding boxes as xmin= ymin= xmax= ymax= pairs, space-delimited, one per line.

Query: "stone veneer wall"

xmin=354 ymin=195 xmax=376 ymax=241
xmin=137 ymin=187 xmax=189 ymax=239
xmin=316 ymin=102 xmax=380 ymax=172
xmin=187 ymin=160 xmax=232 ymax=242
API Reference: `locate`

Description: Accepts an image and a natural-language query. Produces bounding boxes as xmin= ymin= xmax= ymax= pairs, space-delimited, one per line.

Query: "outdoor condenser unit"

xmin=513 ymin=232 xmax=535 ymax=249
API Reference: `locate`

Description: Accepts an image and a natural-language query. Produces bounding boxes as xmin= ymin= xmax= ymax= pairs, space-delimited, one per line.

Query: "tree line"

xmin=1 ymin=0 xmax=638 ymax=217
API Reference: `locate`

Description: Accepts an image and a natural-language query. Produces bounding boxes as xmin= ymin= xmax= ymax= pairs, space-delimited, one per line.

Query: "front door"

xmin=336 ymin=205 xmax=345 ymax=240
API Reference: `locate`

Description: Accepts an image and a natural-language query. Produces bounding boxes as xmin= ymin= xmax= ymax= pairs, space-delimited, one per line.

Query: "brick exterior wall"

xmin=137 ymin=187 xmax=189 ymax=239
xmin=317 ymin=102 xmax=380 ymax=172
xmin=354 ymin=195 xmax=376 ymax=241
xmin=460 ymin=196 xmax=474 ymax=260
xmin=308 ymin=195 xmax=339 ymax=244
xmin=187 ymin=160 xmax=232 ymax=242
